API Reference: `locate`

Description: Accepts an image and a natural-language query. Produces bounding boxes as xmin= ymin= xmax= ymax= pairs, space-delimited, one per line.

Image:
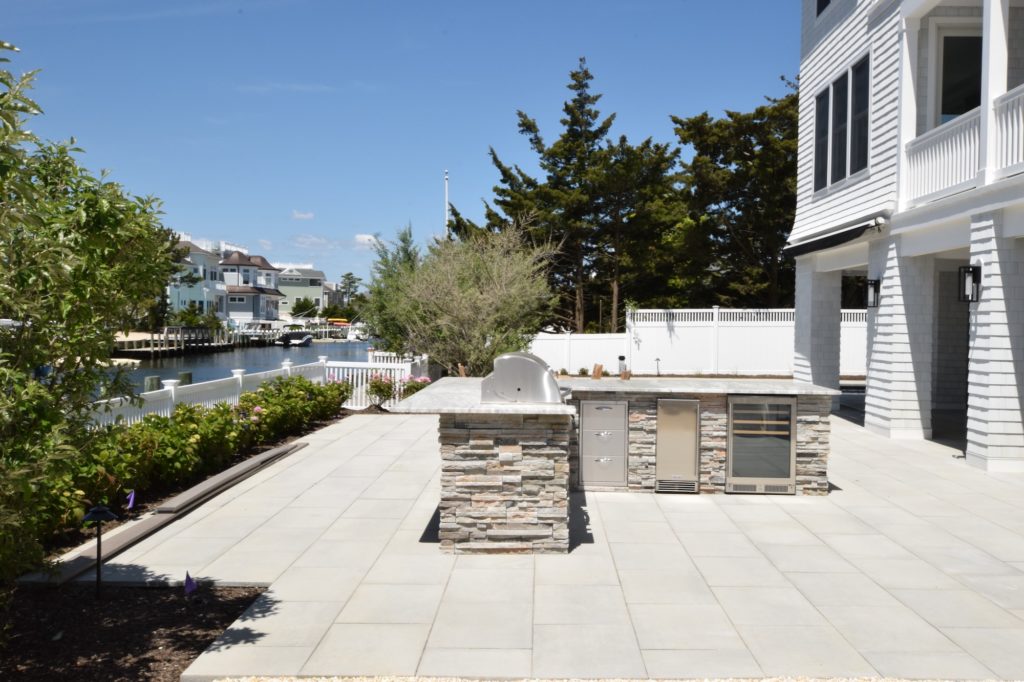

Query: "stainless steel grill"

xmin=481 ymin=352 xmax=564 ymax=404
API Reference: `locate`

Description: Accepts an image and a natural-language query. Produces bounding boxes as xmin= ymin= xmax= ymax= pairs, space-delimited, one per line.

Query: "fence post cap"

xmin=231 ymin=369 xmax=246 ymax=377
xmin=318 ymin=355 xmax=328 ymax=363
xmin=161 ymin=379 xmax=180 ymax=389
xmin=281 ymin=359 xmax=294 ymax=368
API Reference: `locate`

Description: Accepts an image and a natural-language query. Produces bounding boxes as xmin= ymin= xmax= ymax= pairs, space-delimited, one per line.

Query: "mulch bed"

xmin=1 ymin=583 xmax=264 ymax=681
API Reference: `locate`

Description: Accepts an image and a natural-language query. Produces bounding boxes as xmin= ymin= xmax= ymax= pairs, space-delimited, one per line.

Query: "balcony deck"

xmin=905 ymin=81 xmax=1024 ymax=208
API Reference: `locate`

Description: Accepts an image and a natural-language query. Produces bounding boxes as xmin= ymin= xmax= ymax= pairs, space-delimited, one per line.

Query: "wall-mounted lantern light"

xmin=958 ymin=265 xmax=981 ymax=303
xmin=866 ymin=279 xmax=881 ymax=308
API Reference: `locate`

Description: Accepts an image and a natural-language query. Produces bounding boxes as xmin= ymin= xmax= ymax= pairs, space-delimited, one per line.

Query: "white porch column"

xmin=794 ymin=256 xmax=841 ymax=403
xmin=897 ymin=16 xmax=920 ymax=211
xmin=864 ymin=238 xmax=935 ymax=438
xmin=979 ymin=0 xmax=1010 ymax=185
xmin=966 ymin=210 xmax=1024 ymax=471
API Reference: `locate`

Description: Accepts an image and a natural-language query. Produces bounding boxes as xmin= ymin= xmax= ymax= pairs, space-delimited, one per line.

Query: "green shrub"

xmin=400 ymin=376 xmax=431 ymax=399
xmin=3 ymin=376 xmax=354 ymax=588
xmin=367 ymin=373 xmax=396 ymax=406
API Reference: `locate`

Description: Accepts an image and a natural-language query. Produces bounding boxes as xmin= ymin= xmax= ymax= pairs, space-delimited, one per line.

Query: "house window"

xmin=241 ymin=269 xmax=250 ymax=285
xmin=850 ymin=57 xmax=870 ymax=173
xmin=814 ymin=55 xmax=870 ymax=192
xmin=816 ymin=0 xmax=830 ymax=16
xmin=229 ymin=296 xmax=245 ymax=304
xmin=814 ymin=92 xmax=830 ymax=191
xmin=831 ymin=73 xmax=848 ymax=183
xmin=939 ymin=34 xmax=982 ymax=125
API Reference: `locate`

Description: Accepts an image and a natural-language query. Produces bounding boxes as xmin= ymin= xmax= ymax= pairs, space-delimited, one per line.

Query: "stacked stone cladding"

xmin=795 ymin=394 xmax=832 ymax=495
xmin=570 ymin=392 xmax=830 ymax=495
xmin=438 ymin=413 xmax=571 ymax=554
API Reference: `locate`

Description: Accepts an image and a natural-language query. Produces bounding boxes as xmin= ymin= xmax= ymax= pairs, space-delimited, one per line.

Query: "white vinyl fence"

xmin=93 ymin=355 xmax=429 ymax=427
xmin=529 ymin=308 xmax=867 ymax=377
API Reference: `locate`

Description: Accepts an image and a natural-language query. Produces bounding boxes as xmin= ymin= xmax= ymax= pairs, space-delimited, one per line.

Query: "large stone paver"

xmin=90 ymin=413 xmax=1024 ymax=679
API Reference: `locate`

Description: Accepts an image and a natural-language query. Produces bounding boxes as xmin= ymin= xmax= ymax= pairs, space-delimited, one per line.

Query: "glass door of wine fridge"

xmin=726 ymin=396 xmax=796 ymax=494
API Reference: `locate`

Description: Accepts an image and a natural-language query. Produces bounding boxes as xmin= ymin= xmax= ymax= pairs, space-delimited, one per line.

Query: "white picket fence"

xmin=93 ymin=355 xmax=429 ymax=427
xmin=530 ymin=308 xmax=868 ymax=377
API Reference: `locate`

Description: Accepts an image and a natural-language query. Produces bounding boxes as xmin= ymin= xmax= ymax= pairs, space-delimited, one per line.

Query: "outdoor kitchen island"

xmin=394 ymin=365 xmax=839 ymax=554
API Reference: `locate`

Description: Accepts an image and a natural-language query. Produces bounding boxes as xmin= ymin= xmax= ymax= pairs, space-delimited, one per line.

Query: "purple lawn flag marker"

xmin=126 ymin=490 xmax=135 ymax=510
xmin=184 ymin=571 xmax=198 ymax=596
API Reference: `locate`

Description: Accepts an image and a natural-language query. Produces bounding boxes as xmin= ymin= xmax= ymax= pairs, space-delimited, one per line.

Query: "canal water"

xmin=126 ymin=341 xmax=372 ymax=391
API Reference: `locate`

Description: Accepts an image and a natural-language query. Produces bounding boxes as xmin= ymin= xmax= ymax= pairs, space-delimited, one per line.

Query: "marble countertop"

xmin=391 ymin=375 xmax=838 ymax=415
xmin=560 ymin=376 xmax=840 ymax=396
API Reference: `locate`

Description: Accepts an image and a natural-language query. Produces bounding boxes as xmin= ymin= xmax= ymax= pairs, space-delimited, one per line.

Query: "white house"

xmin=169 ymin=240 xmax=228 ymax=319
xmin=219 ymin=251 xmax=284 ymax=325
xmin=789 ymin=0 xmax=1024 ymax=471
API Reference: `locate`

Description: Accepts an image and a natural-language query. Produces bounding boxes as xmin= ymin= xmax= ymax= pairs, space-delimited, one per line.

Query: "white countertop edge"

xmin=391 ymin=376 xmax=840 ymax=415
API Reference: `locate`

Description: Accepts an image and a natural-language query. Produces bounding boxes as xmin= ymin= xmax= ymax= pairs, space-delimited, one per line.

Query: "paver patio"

xmin=88 ymin=411 xmax=1024 ymax=680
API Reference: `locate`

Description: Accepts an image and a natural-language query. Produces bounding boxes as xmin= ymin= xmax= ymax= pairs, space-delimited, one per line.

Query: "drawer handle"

xmin=595 ymin=406 xmax=613 ymax=411
xmin=595 ymin=431 xmax=613 ymax=438
xmin=594 ymin=457 xmax=613 ymax=463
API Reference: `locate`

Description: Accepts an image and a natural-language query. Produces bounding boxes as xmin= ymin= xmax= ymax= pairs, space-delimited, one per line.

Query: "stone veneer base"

xmin=438 ymin=413 xmax=571 ymax=553
xmin=570 ymin=392 xmax=832 ymax=496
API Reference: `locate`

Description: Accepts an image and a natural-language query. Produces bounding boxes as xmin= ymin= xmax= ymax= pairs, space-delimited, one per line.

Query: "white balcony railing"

xmin=995 ymin=83 xmax=1024 ymax=179
xmin=905 ymin=107 xmax=981 ymax=204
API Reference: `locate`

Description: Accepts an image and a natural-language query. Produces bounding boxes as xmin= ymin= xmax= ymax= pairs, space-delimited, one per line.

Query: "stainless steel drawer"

xmin=581 ymin=401 xmax=627 ymax=431
xmin=580 ymin=450 xmax=627 ymax=485
xmin=581 ymin=428 xmax=627 ymax=458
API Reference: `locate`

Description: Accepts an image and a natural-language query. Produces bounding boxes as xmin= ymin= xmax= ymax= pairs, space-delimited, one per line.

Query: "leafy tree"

xmin=290 ymin=296 xmax=318 ymax=319
xmin=338 ymin=272 xmax=362 ymax=307
xmin=451 ymin=58 xmax=695 ymax=331
xmin=672 ymin=83 xmax=798 ymax=307
xmin=167 ymin=303 xmax=223 ymax=331
xmin=363 ymin=225 xmax=421 ymax=352
xmin=590 ymin=136 xmax=682 ymax=330
xmin=374 ymin=224 xmax=555 ymax=375
xmin=454 ymin=58 xmax=613 ymax=332
xmin=0 ymin=43 xmax=180 ymax=590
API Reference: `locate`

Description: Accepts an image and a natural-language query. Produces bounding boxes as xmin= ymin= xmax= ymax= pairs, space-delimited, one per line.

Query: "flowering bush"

xmin=401 ymin=375 xmax=432 ymax=399
xmin=366 ymin=373 xmax=396 ymax=407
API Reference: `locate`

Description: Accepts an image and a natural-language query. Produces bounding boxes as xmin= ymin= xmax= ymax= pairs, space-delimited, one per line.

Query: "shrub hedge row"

xmin=44 ymin=376 xmax=352 ymax=550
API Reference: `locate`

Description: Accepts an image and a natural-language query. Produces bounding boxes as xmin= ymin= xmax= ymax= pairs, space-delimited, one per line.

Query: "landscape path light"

xmin=83 ymin=505 xmax=118 ymax=599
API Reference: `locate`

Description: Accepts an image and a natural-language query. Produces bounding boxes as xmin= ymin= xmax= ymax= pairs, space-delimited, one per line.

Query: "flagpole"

xmin=444 ymin=169 xmax=450 ymax=240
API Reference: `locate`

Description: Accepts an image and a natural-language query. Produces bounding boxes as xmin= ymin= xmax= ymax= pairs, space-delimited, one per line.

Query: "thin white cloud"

xmin=294 ymin=232 xmax=346 ymax=250
xmin=353 ymin=234 xmax=378 ymax=250
xmin=258 ymin=239 xmax=273 ymax=251
xmin=291 ymin=210 xmax=315 ymax=221
xmin=236 ymin=83 xmax=336 ymax=95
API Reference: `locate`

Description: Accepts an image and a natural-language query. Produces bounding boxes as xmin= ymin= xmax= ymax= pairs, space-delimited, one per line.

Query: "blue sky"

xmin=6 ymin=0 xmax=799 ymax=285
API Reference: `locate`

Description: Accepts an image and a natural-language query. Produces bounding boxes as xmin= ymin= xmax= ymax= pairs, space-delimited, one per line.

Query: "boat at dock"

xmin=276 ymin=331 xmax=314 ymax=347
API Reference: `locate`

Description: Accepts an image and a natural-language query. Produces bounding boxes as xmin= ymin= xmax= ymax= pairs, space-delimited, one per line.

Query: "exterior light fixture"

xmin=866 ymin=279 xmax=881 ymax=308
xmin=958 ymin=265 xmax=981 ymax=303
xmin=83 ymin=505 xmax=118 ymax=598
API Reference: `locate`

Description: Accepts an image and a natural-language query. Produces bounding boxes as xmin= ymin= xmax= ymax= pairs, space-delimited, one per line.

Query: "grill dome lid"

xmin=480 ymin=352 xmax=563 ymax=404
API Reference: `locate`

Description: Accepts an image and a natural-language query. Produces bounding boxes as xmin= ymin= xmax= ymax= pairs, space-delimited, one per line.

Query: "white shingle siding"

xmin=966 ymin=210 xmax=1024 ymax=467
xmin=791 ymin=0 xmax=901 ymax=246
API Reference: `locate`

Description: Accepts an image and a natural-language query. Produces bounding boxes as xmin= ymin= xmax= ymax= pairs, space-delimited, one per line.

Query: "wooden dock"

xmin=112 ymin=326 xmax=278 ymax=358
